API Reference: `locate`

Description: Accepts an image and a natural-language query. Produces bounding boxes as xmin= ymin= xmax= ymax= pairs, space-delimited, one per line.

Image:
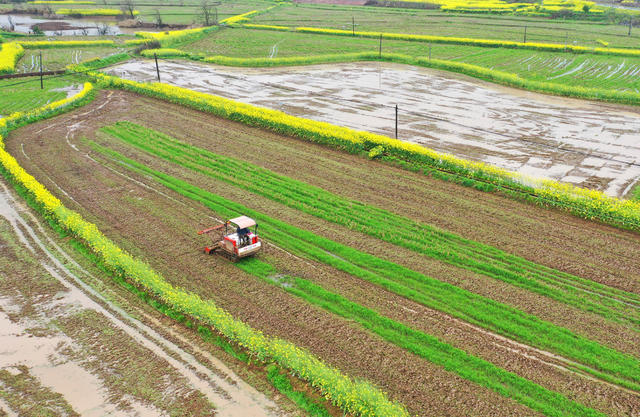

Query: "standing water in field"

xmin=0 ymin=14 xmax=123 ymax=35
xmin=108 ymin=59 xmax=640 ymax=197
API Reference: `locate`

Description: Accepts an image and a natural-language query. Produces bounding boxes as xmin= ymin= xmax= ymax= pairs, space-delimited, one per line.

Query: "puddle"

xmin=0 ymin=298 xmax=141 ymax=416
xmin=108 ymin=59 xmax=640 ymax=197
xmin=51 ymin=84 xmax=83 ymax=99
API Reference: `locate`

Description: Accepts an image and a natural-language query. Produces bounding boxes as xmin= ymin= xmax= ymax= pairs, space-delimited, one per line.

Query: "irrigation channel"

xmin=108 ymin=59 xmax=640 ymax=198
xmin=0 ymin=176 xmax=281 ymax=416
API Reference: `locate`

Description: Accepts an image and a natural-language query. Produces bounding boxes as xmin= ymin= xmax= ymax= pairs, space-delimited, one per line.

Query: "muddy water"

xmin=108 ymin=59 xmax=640 ymax=197
xmin=0 ymin=14 xmax=123 ymax=35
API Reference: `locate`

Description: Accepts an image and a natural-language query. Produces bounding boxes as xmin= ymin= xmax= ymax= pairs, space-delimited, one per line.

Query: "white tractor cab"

xmin=198 ymin=216 xmax=262 ymax=260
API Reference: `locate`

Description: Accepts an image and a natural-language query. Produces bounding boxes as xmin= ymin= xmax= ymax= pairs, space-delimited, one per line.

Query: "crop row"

xmin=237 ymin=257 xmax=604 ymax=417
xmin=134 ymin=26 xmax=218 ymax=47
xmin=28 ymin=0 xmax=95 ymax=3
xmin=0 ymin=43 xmax=24 ymax=74
xmin=102 ymin=121 xmax=640 ymax=330
xmin=55 ymin=8 xmax=137 ymax=16
xmin=18 ymin=40 xmax=116 ymax=49
xmin=241 ymin=24 xmax=640 ymax=57
xmin=0 ymin=85 xmax=408 ymax=417
xmin=90 ymin=135 xmax=640 ymax=392
xmin=85 ymin=68 xmax=640 ymax=232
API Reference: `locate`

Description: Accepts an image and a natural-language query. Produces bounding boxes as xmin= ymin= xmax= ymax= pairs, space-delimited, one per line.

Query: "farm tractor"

xmin=197 ymin=216 xmax=262 ymax=261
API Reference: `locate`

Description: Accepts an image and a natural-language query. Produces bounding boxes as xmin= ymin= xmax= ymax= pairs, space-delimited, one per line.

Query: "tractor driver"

xmin=237 ymin=226 xmax=250 ymax=246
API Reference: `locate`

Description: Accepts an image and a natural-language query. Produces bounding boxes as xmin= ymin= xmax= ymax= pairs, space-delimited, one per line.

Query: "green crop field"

xmin=179 ymin=27 xmax=640 ymax=91
xmin=252 ymin=3 xmax=640 ymax=48
xmin=0 ymin=76 xmax=78 ymax=115
xmin=2 ymin=2 xmax=640 ymax=417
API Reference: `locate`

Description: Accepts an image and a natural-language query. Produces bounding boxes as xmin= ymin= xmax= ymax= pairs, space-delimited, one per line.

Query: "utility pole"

xmin=352 ymin=16 xmax=355 ymax=36
xmin=39 ymin=51 xmax=43 ymax=89
xmin=629 ymin=18 xmax=633 ymax=36
xmin=395 ymin=104 xmax=398 ymax=139
xmin=565 ymin=31 xmax=568 ymax=48
xmin=154 ymin=53 xmax=160 ymax=82
xmin=428 ymin=43 xmax=431 ymax=60
xmin=523 ymin=26 xmax=527 ymax=43
xmin=379 ymin=33 xmax=382 ymax=58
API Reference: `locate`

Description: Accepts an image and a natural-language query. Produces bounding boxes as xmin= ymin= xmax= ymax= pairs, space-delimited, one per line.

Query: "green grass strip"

xmin=266 ymin=365 xmax=333 ymax=417
xmin=88 ymin=141 xmax=640 ymax=393
xmin=238 ymin=257 xmax=603 ymax=417
xmin=99 ymin=121 xmax=640 ymax=330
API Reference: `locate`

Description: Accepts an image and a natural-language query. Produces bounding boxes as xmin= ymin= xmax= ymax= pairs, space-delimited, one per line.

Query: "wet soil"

xmin=108 ymin=59 xmax=640 ymax=197
xmin=0 ymin=174 xmax=282 ymax=416
xmin=6 ymin=90 xmax=640 ymax=416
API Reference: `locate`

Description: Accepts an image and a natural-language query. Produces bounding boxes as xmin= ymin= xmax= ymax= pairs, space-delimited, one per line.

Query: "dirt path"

xmin=0 ymin=177 xmax=281 ymax=416
xmin=6 ymin=90 xmax=640 ymax=416
xmin=108 ymin=59 xmax=640 ymax=197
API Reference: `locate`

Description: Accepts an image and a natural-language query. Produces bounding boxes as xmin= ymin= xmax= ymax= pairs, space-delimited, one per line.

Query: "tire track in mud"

xmin=0 ymin=172 xmax=282 ymax=416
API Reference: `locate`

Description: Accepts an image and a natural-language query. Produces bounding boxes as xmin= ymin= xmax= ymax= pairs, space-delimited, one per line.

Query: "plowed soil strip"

xmin=98 ymin=121 xmax=640 ymax=330
xmin=7 ymin=90 xmax=640 ymax=417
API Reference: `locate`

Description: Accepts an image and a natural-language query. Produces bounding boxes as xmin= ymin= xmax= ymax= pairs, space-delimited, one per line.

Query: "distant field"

xmin=31 ymin=0 xmax=276 ymax=25
xmin=252 ymin=3 xmax=640 ymax=48
xmin=16 ymin=46 xmax=119 ymax=72
xmin=182 ymin=27 xmax=640 ymax=91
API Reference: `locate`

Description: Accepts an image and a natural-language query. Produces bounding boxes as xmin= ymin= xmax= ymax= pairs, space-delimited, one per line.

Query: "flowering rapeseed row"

xmin=135 ymin=26 xmax=217 ymax=46
xmin=220 ymin=10 xmax=259 ymax=25
xmin=0 ymin=43 xmax=24 ymax=75
xmin=0 ymin=81 xmax=410 ymax=417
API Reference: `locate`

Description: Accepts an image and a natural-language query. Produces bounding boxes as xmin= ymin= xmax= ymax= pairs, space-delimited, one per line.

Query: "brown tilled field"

xmin=8 ymin=90 xmax=640 ymax=417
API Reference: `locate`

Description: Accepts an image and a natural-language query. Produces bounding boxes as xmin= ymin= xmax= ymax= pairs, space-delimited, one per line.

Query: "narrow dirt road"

xmin=0 ymin=178 xmax=282 ymax=417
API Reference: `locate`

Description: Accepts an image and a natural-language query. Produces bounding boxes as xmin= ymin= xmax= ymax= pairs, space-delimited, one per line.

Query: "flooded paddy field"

xmin=0 ymin=14 xmax=125 ymax=36
xmin=108 ymin=59 xmax=640 ymax=197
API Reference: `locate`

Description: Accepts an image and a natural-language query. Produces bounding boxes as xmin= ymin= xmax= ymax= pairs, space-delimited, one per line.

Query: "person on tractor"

xmin=237 ymin=226 xmax=250 ymax=246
